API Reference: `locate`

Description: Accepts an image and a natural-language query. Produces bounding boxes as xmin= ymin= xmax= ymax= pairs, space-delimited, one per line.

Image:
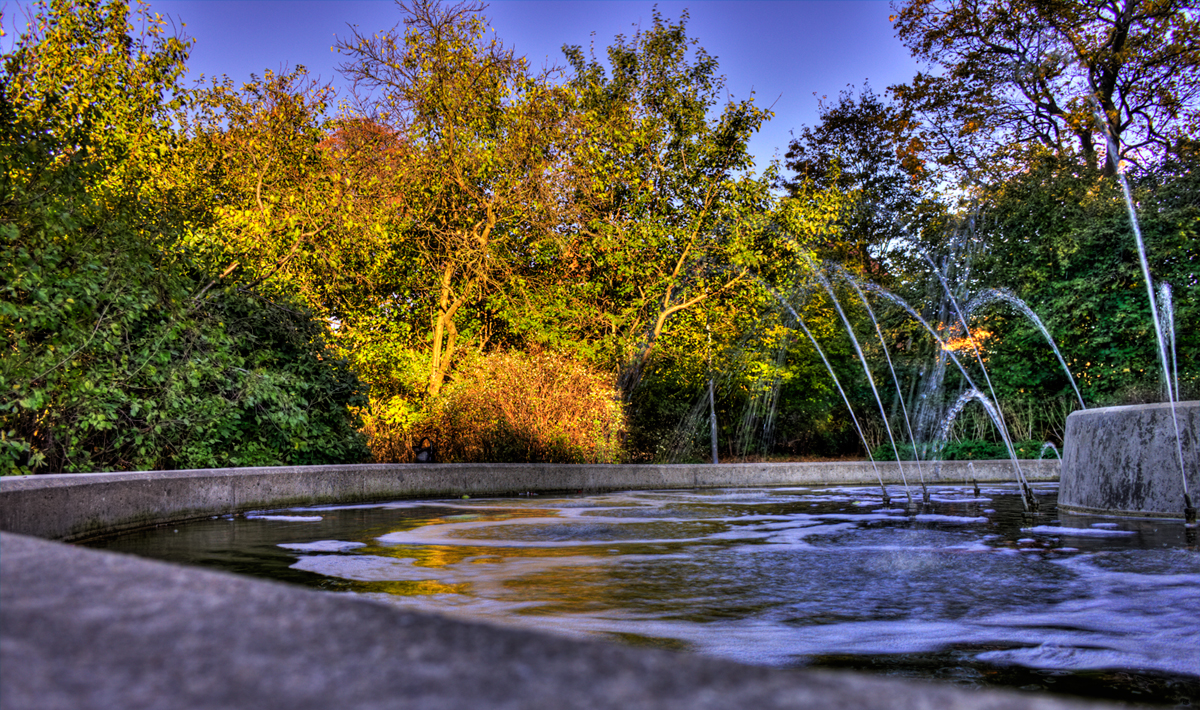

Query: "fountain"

xmin=83 ymin=482 xmax=1200 ymax=705
xmin=766 ymin=171 xmax=1197 ymax=524
xmin=1056 ymin=113 xmax=1198 ymax=524
xmin=772 ymin=265 xmax=1045 ymax=512
xmin=1059 ymin=401 xmax=1198 ymax=520
xmin=836 ymin=263 xmax=1199 ymax=521
xmin=2 ymin=112 xmax=1194 ymax=710
xmin=2 ymin=236 xmax=1191 ymax=709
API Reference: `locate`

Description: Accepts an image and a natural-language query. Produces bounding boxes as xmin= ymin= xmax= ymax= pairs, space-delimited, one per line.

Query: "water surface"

xmin=90 ymin=484 xmax=1200 ymax=706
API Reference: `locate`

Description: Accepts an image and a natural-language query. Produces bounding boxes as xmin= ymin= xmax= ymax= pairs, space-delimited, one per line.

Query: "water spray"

xmin=805 ymin=256 xmax=913 ymax=506
xmin=858 ymin=282 xmax=1035 ymax=512
xmin=923 ymin=255 xmax=1036 ymax=509
xmin=936 ymin=389 xmax=1038 ymax=513
xmin=832 ymin=264 xmax=930 ymax=507
xmin=1090 ymin=95 xmax=1191 ymax=521
xmin=965 ymin=288 xmax=1086 ymax=411
xmin=763 ymin=284 xmax=892 ymax=506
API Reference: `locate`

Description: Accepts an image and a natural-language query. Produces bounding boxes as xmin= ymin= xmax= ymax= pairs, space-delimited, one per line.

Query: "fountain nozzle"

xmin=1185 ymin=493 xmax=1196 ymax=525
xmin=1021 ymin=483 xmax=1040 ymax=514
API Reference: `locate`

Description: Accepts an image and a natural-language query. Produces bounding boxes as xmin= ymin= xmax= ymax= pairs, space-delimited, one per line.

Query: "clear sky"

xmin=5 ymin=0 xmax=923 ymax=174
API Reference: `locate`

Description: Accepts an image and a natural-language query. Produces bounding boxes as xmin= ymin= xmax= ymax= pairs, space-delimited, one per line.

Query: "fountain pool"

xmin=89 ymin=484 xmax=1200 ymax=706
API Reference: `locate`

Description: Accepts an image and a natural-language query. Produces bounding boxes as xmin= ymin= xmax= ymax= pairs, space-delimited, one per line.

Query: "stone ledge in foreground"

xmin=0 ymin=531 xmax=1113 ymax=710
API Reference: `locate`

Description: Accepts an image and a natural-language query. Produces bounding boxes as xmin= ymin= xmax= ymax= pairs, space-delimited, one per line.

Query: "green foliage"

xmin=781 ymin=85 xmax=942 ymax=277
xmin=625 ymin=281 xmax=886 ymax=462
xmin=0 ymin=0 xmax=368 ymax=474
xmin=972 ymin=149 xmax=1198 ymax=405
xmin=554 ymin=9 xmax=776 ymax=393
xmin=189 ymin=291 xmax=369 ymax=468
xmin=871 ymin=439 xmax=1050 ymax=461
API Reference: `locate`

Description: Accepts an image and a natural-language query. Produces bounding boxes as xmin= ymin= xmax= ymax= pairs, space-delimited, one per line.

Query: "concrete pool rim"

xmin=6 ymin=460 xmax=1132 ymax=710
xmin=0 ymin=459 xmax=1060 ymax=542
xmin=1059 ymin=400 xmax=1200 ymax=520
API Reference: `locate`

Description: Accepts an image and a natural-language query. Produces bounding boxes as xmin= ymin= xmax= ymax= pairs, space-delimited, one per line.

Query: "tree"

xmin=780 ymin=84 xmax=940 ymax=277
xmin=177 ymin=2 xmax=584 ymax=459
xmin=972 ymin=147 xmax=1198 ymax=405
xmin=1 ymin=0 xmax=368 ymax=473
xmin=891 ymin=0 xmax=1200 ymax=178
xmin=335 ymin=0 xmax=577 ymax=398
xmin=552 ymin=9 xmax=775 ymax=395
xmin=177 ymin=69 xmax=353 ymax=310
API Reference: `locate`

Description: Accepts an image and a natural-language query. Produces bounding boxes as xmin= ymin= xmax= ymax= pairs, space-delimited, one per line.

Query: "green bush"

xmin=871 ymin=439 xmax=1051 ymax=461
xmin=0 ymin=212 xmax=371 ymax=474
xmin=0 ymin=0 xmax=368 ymax=474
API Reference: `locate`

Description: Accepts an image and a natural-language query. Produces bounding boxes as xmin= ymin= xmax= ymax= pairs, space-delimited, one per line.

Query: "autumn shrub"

xmin=358 ymin=406 xmax=415 ymax=463
xmin=422 ymin=351 xmax=625 ymax=463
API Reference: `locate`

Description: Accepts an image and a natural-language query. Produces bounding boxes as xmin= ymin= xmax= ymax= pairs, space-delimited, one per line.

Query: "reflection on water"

xmin=88 ymin=484 xmax=1200 ymax=706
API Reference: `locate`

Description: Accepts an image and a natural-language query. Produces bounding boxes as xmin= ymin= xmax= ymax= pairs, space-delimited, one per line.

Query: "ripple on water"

xmin=87 ymin=484 xmax=1200 ymax=703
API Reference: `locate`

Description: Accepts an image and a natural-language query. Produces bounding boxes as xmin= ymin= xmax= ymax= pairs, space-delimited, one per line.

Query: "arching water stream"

xmin=89 ymin=484 xmax=1200 ymax=706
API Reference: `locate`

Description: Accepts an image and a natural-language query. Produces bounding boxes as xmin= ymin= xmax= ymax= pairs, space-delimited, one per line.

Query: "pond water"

xmin=88 ymin=483 xmax=1200 ymax=706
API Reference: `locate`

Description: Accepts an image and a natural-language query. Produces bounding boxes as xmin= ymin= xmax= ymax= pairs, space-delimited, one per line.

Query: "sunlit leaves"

xmin=1 ymin=0 xmax=368 ymax=473
xmin=891 ymin=0 xmax=1200 ymax=178
xmin=335 ymin=0 xmax=578 ymax=399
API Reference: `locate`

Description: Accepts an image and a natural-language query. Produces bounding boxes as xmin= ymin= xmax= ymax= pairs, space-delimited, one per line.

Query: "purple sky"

xmin=6 ymin=0 xmax=923 ymax=173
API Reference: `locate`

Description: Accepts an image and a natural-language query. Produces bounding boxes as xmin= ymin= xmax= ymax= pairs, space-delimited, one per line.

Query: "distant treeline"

xmin=2 ymin=0 xmax=1195 ymax=472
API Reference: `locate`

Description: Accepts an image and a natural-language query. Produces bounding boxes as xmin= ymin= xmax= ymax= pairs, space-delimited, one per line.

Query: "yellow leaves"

xmin=776 ymin=177 xmax=847 ymax=241
xmin=941 ymin=329 xmax=993 ymax=357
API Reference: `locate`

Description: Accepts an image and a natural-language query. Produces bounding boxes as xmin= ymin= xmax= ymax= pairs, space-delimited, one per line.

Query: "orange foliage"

xmin=426 ymin=351 xmax=626 ymax=463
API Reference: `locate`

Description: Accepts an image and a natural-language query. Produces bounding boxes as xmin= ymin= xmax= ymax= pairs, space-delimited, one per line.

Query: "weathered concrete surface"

xmin=0 ymin=460 xmax=1058 ymax=542
xmin=2 ymin=462 xmax=1090 ymax=710
xmin=0 ymin=531 xmax=1116 ymax=710
xmin=1060 ymin=401 xmax=1199 ymax=518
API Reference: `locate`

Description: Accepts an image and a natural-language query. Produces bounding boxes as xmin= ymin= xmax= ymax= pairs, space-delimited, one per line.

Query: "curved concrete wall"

xmin=3 ymin=461 xmax=1091 ymax=710
xmin=0 ymin=459 xmax=1059 ymax=542
xmin=1060 ymin=401 xmax=1199 ymax=518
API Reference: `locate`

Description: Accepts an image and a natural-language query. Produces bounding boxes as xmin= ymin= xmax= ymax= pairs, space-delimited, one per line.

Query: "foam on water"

xmin=282 ymin=503 xmax=390 ymax=512
xmin=278 ymin=540 xmax=366 ymax=552
xmin=1022 ymin=525 xmax=1136 ymax=537
xmin=928 ymin=495 xmax=992 ymax=503
xmin=913 ymin=514 xmax=989 ymax=524
xmin=293 ymin=554 xmax=432 ymax=581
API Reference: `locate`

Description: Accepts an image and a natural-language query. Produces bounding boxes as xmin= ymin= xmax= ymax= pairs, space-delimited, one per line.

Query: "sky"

xmin=4 ymin=0 xmax=923 ymax=174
